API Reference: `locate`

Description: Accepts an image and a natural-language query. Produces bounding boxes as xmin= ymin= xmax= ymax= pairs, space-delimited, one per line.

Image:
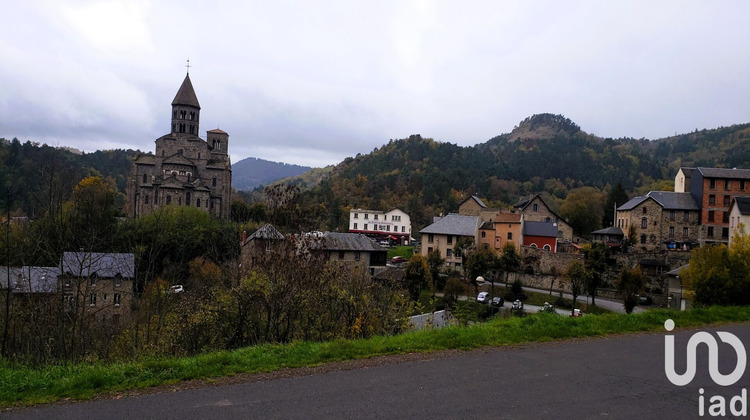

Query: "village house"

xmin=348 ymin=208 xmax=412 ymax=245
xmin=677 ymin=167 xmax=750 ymax=245
xmin=240 ymin=223 xmax=286 ymax=269
xmin=478 ymin=212 xmax=524 ymax=252
xmin=513 ymin=194 xmax=573 ymax=241
xmin=523 ymin=221 xmax=559 ymax=252
xmin=728 ymin=196 xmax=750 ymax=247
xmin=311 ymin=232 xmax=387 ymax=276
xmin=59 ymin=252 xmax=135 ymax=326
xmin=616 ymin=191 xmax=700 ymax=252
xmin=420 ymin=213 xmax=480 ymax=271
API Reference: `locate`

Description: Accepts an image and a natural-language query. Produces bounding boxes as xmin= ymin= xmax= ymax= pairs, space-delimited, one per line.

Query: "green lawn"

xmin=1 ymin=306 xmax=747 ymax=407
xmin=387 ymin=246 xmax=414 ymax=260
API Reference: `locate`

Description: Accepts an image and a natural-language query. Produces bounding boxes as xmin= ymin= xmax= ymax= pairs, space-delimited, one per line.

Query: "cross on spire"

xmin=185 ymin=59 xmax=191 ymax=74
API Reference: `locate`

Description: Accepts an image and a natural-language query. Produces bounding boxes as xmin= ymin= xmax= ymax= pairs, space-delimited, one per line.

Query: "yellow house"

xmin=420 ymin=214 xmax=479 ymax=271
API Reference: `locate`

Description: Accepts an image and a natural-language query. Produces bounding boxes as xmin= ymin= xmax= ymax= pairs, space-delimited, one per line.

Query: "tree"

xmin=617 ymin=267 xmax=644 ymax=314
xmin=498 ymin=243 xmax=521 ymax=287
xmin=404 ymin=254 xmax=429 ymax=301
xmin=681 ymin=227 xmax=750 ymax=306
xmin=563 ymin=260 xmax=588 ymax=315
xmin=581 ymin=242 xmax=609 ymax=306
xmin=561 ymin=187 xmax=604 ymax=236
xmin=603 ymin=182 xmax=629 ymax=227
xmin=426 ymin=249 xmax=445 ymax=297
xmin=464 ymin=246 xmax=495 ymax=295
xmin=442 ymin=274 xmax=464 ymax=309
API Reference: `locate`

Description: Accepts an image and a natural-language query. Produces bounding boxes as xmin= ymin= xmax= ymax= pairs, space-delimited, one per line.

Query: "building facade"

xmin=420 ymin=214 xmax=479 ymax=271
xmin=616 ymin=191 xmax=700 ymax=252
xmin=348 ymin=208 xmax=411 ymax=245
xmin=728 ymin=196 xmax=750 ymax=247
xmin=128 ymin=73 xmax=232 ymax=220
xmin=513 ymin=194 xmax=573 ymax=241
xmin=477 ymin=212 xmax=523 ymax=252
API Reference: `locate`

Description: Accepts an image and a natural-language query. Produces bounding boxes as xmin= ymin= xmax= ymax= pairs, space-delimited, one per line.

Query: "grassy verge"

xmin=1 ymin=306 xmax=748 ymax=407
xmin=387 ymin=246 xmax=414 ymax=260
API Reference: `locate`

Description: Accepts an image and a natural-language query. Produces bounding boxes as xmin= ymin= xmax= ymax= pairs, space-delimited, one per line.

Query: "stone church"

xmin=127 ymin=73 xmax=232 ymax=220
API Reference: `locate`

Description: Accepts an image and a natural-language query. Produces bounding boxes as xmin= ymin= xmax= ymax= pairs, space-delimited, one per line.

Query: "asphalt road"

xmin=8 ymin=323 xmax=749 ymax=419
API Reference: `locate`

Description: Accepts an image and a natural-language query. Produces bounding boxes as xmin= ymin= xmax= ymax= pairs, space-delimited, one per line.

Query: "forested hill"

xmin=232 ymin=157 xmax=310 ymax=191
xmin=303 ymin=114 xmax=750 ymax=231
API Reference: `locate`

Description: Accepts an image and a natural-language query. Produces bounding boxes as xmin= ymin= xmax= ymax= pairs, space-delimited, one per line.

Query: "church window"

xmin=166 ymin=195 xmax=172 ymax=205
xmin=187 ymin=173 xmax=191 ymax=182
xmin=196 ymin=198 xmax=201 ymax=207
xmin=198 ymin=153 xmax=201 ymax=159
xmin=186 ymin=192 xmax=191 ymax=206
xmin=142 ymin=174 xmax=147 ymax=183
xmin=212 ymin=177 xmax=217 ymax=187
xmin=144 ymin=195 xmax=149 ymax=204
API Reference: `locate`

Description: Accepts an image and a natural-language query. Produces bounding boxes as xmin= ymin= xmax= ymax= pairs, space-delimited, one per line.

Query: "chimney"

xmin=241 ymin=230 xmax=247 ymax=245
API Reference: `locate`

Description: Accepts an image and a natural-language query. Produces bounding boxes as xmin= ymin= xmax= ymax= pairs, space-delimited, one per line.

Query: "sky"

xmin=1 ymin=1 xmax=749 ymax=168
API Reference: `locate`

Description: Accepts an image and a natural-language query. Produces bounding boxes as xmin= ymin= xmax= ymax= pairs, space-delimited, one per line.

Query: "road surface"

xmin=7 ymin=323 xmax=748 ymax=419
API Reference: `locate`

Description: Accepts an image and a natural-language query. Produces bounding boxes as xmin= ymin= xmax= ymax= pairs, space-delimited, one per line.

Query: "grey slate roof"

xmin=163 ymin=153 xmax=196 ymax=167
xmin=617 ymin=191 xmax=698 ymax=211
xmin=697 ymin=167 xmax=750 ymax=180
xmin=247 ymin=224 xmax=285 ymax=241
xmin=733 ymin=196 xmax=750 ymax=215
xmin=318 ymin=233 xmax=383 ymax=252
xmin=172 ymin=74 xmax=201 ymax=108
xmin=420 ymin=214 xmax=479 ymax=237
xmin=61 ymin=252 xmax=135 ymax=278
xmin=0 ymin=266 xmax=60 ymax=293
xmin=523 ymin=221 xmax=559 ymax=237
xmin=591 ymin=226 xmax=624 ymax=235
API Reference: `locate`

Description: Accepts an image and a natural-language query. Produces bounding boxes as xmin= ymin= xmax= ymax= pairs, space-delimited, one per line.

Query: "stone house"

xmin=59 ymin=252 xmax=135 ymax=326
xmin=420 ymin=213 xmax=480 ymax=271
xmin=728 ymin=196 xmax=750 ymax=247
xmin=616 ymin=191 xmax=700 ymax=252
xmin=458 ymin=195 xmax=488 ymax=217
xmin=240 ymin=223 xmax=286 ymax=269
xmin=513 ymin=194 xmax=573 ymax=241
xmin=312 ymin=232 xmax=387 ymax=276
xmin=128 ymin=73 xmax=232 ymax=220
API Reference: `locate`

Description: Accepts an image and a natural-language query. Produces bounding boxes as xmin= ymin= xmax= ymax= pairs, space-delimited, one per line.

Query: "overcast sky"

xmin=1 ymin=1 xmax=748 ymax=168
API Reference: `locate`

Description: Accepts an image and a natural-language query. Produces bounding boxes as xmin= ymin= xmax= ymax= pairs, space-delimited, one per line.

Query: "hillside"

xmin=294 ymin=114 xmax=750 ymax=231
xmin=232 ymin=157 xmax=311 ymax=191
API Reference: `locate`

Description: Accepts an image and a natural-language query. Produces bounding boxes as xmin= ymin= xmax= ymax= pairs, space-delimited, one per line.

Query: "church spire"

xmin=171 ymin=70 xmax=201 ymax=136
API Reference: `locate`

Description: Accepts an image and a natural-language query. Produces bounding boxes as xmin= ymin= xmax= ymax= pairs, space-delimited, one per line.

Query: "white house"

xmin=349 ymin=208 xmax=412 ymax=245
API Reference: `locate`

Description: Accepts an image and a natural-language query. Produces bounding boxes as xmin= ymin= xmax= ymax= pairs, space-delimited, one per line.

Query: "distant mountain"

xmin=232 ymin=157 xmax=311 ymax=191
xmin=296 ymin=114 xmax=750 ymax=231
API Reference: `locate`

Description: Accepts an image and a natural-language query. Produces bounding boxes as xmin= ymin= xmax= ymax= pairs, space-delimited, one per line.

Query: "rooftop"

xmin=420 ymin=214 xmax=479 ymax=236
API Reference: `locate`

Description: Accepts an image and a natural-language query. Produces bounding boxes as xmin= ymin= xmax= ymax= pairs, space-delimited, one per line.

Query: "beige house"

xmin=478 ymin=212 xmax=523 ymax=251
xmin=616 ymin=191 xmax=700 ymax=252
xmin=513 ymin=194 xmax=573 ymax=241
xmin=728 ymin=196 xmax=750 ymax=247
xmin=420 ymin=214 xmax=479 ymax=271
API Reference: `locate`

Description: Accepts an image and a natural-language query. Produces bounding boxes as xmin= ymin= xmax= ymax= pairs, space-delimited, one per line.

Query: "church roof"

xmin=171 ymin=74 xmax=201 ymax=108
xmin=134 ymin=153 xmax=155 ymax=165
xmin=163 ymin=153 xmax=196 ymax=167
xmin=207 ymin=128 xmax=227 ymax=134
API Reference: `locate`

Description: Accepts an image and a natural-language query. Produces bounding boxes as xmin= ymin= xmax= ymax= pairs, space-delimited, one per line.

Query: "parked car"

xmin=391 ymin=256 xmax=407 ymax=264
xmin=638 ymin=295 xmax=652 ymax=305
xmin=477 ymin=292 xmax=490 ymax=304
xmin=511 ymin=299 xmax=523 ymax=310
xmin=491 ymin=296 xmax=504 ymax=307
xmin=168 ymin=285 xmax=184 ymax=294
xmin=572 ymin=308 xmax=583 ymax=317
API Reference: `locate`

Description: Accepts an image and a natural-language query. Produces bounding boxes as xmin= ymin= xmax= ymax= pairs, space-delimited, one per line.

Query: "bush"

xmin=511 ymin=278 xmax=524 ymax=296
xmin=554 ymin=296 xmax=572 ymax=309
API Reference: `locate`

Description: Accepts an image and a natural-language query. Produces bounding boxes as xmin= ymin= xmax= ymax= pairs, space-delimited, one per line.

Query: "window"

xmin=143 ymin=174 xmax=147 ymax=183
xmin=640 ymin=234 xmax=647 ymax=244
xmin=723 ymin=212 xmax=729 ymax=223
xmin=708 ymin=211 xmax=714 ymax=222
xmin=144 ymin=195 xmax=149 ymax=204
xmin=114 ymin=275 xmax=121 ymax=287
xmin=533 ymin=203 xmax=539 ymax=212
xmin=723 ymin=196 xmax=730 ymax=206
xmin=89 ymin=293 xmax=96 ymax=306
xmin=364 ymin=224 xmax=368 ymax=230
xmin=709 ymin=179 xmax=716 ymax=189
xmin=641 ymin=218 xmax=648 ymax=229
xmin=386 ymin=225 xmax=390 ymax=231
xmin=530 ymin=244 xmax=537 ymax=248
xmin=354 ymin=252 xmax=360 ymax=261
xmin=354 ymin=213 xmax=358 ymax=219
xmin=166 ymin=195 xmax=172 ymax=205
xmin=364 ymin=214 xmax=369 ymax=219
xmin=374 ymin=214 xmax=379 ymax=220
xmin=708 ymin=195 xmax=715 ymax=205
xmin=196 ymin=198 xmax=201 ymax=207
xmin=507 ymin=232 xmax=513 ymax=240
xmin=402 ymin=226 xmax=406 ymax=233
xmin=338 ymin=251 xmax=345 ymax=260
xmin=90 ymin=276 xmax=97 ymax=286
xmin=353 ymin=223 xmax=358 ymax=230
xmin=383 ymin=215 xmax=388 ymax=221
xmin=669 ymin=211 xmax=675 ymax=221
xmin=185 ymin=192 xmax=191 ymax=206
xmin=683 ymin=227 xmax=689 ymax=237
xmin=707 ymin=227 xmax=714 ymax=237
xmin=741 ymin=180 xmax=746 ymax=191
xmin=543 ymin=244 xmax=551 ymax=251
xmin=428 ymin=234 xmax=434 ymax=243
xmin=722 ymin=228 xmax=729 ymax=239
xmin=725 ymin=180 xmax=731 ymax=190
xmin=447 ymin=235 xmax=453 ymax=245
xmin=447 ymin=249 xmax=453 ymax=258
xmin=669 ymin=226 xmax=674 ymax=237
xmin=683 ymin=211 xmax=689 ymax=222
xmin=427 ymin=247 xmax=433 ymax=254
xmin=212 ymin=177 xmax=217 ymax=187
xmin=481 ymin=231 xmax=486 ymax=238
xmin=642 ymin=207 xmax=647 ymax=214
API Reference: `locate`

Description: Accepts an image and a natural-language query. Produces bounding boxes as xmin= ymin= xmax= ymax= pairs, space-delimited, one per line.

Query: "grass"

xmin=1 ymin=306 xmax=748 ymax=407
xmin=387 ymin=246 xmax=414 ymax=260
